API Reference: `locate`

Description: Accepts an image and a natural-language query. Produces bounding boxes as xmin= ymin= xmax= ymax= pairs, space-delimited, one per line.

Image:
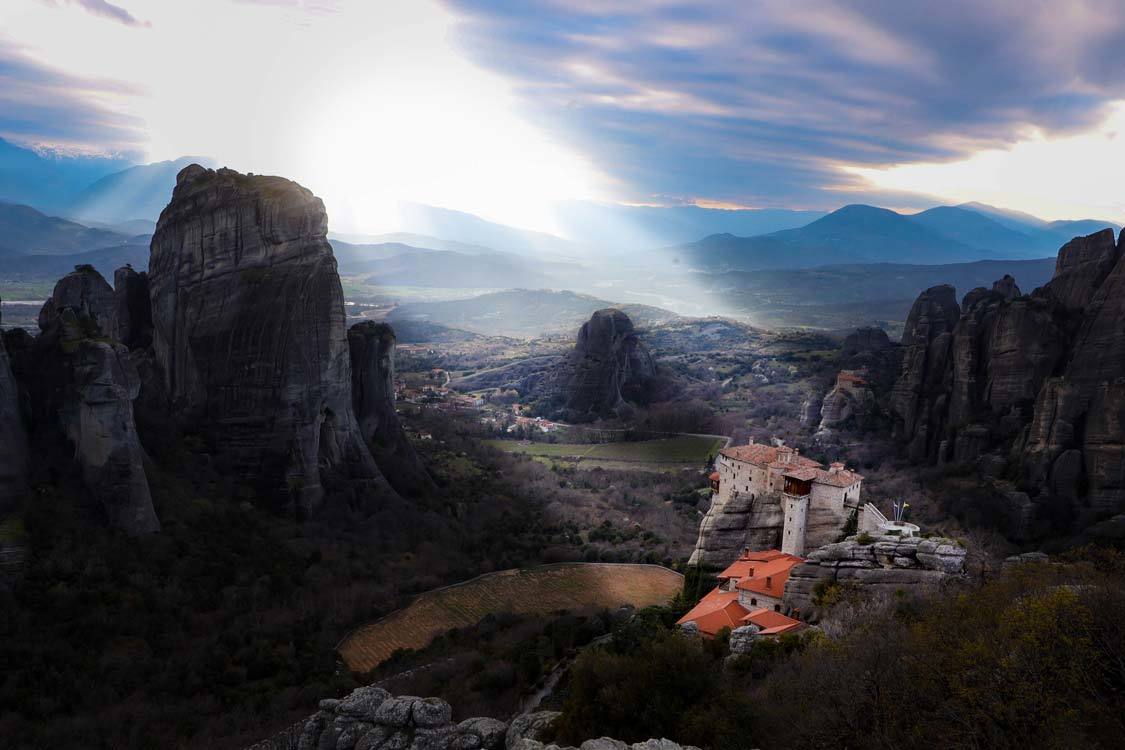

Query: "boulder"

xmin=728 ymin=624 xmax=761 ymax=655
xmin=148 ymin=165 xmax=392 ymax=517
xmin=506 ymin=711 xmax=561 ymax=750
xmin=275 ymin=687 xmax=694 ymax=750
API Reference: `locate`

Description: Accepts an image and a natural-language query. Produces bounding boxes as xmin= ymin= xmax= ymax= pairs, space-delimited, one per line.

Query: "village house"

xmin=712 ymin=439 xmax=864 ymax=556
xmin=676 ymin=549 xmax=806 ymax=637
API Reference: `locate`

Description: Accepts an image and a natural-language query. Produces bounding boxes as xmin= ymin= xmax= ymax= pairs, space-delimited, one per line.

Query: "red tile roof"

xmin=733 ymin=553 xmax=803 ymax=598
xmin=717 ymin=549 xmax=792 ymax=580
xmin=675 ymin=589 xmax=746 ymax=637
xmin=741 ymin=608 xmax=804 ymax=635
xmin=678 ymin=589 xmax=805 ymax=638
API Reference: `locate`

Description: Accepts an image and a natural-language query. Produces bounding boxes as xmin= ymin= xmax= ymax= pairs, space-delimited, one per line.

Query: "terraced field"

xmin=338 ymin=563 xmax=683 ymax=673
xmin=485 ymin=435 xmax=724 ymax=464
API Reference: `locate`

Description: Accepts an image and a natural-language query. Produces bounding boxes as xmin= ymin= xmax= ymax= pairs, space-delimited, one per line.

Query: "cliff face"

xmin=148 ymin=165 xmax=388 ymax=516
xmin=688 ymin=491 xmax=784 ymax=568
xmin=891 ymin=228 xmax=1125 ymax=530
xmin=30 ymin=267 xmax=160 ymax=534
xmin=562 ymin=308 xmax=655 ymax=420
xmin=348 ymin=321 xmax=431 ymax=496
xmin=0 ymin=302 xmax=29 ymax=511
xmin=889 ymin=284 xmax=960 ymax=460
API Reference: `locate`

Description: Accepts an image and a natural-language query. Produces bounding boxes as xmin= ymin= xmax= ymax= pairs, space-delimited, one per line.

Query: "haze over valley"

xmin=4 ymin=3 xmax=1125 ymax=750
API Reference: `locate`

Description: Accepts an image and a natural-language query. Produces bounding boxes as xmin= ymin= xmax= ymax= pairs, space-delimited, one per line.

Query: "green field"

xmin=339 ymin=563 xmax=683 ymax=673
xmin=485 ymin=435 xmax=724 ymax=465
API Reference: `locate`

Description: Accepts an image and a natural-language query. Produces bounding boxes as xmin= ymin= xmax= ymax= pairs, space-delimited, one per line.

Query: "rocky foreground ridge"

xmin=891 ymin=229 xmax=1125 ymax=535
xmin=0 ymin=165 xmax=426 ymax=531
xmin=252 ymin=686 xmax=698 ymax=750
xmin=784 ymin=532 xmax=966 ymax=617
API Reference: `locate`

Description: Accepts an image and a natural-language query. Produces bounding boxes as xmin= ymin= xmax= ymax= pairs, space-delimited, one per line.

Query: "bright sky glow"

xmin=0 ymin=0 xmax=609 ymax=233
xmin=844 ymin=101 xmax=1125 ymax=222
xmin=5 ymin=0 xmax=1125 ymax=233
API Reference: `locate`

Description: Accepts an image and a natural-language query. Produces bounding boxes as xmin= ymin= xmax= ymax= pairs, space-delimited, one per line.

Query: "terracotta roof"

xmin=719 ymin=443 xmax=785 ymax=465
xmin=717 ymin=549 xmax=790 ymax=580
xmin=709 ymin=471 xmax=720 ymax=482
xmin=675 ymin=589 xmax=746 ymax=636
xmin=734 ymin=553 xmax=803 ymax=598
xmin=741 ymin=608 xmax=804 ymax=635
xmin=782 ymin=467 xmax=819 ymax=482
xmin=837 ymin=371 xmax=868 ymax=385
xmin=814 ymin=467 xmax=864 ymax=487
xmin=721 ymin=442 xmax=824 ymax=468
xmin=678 ymin=589 xmax=806 ymax=638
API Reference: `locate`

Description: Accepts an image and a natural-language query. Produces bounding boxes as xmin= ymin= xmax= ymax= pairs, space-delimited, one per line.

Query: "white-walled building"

xmin=712 ymin=440 xmax=864 ymax=557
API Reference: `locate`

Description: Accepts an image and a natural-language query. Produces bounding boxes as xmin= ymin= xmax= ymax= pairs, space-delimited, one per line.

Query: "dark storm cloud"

xmin=0 ymin=41 xmax=146 ymax=152
xmin=441 ymin=0 xmax=1125 ymax=207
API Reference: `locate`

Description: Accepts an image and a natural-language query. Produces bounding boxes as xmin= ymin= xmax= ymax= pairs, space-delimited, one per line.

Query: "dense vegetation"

xmin=547 ymin=551 xmax=1125 ymax=750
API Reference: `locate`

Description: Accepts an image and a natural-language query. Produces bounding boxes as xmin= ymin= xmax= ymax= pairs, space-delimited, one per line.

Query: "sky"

xmin=3 ymin=0 xmax=1125 ymax=233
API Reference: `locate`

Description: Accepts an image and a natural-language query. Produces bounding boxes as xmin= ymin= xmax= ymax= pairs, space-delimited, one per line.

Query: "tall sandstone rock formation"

xmin=348 ymin=321 xmax=431 ymax=496
xmin=0 ymin=301 xmax=29 ymax=511
xmin=148 ymin=165 xmax=390 ymax=516
xmin=29 ymin=267 xmax=160 ymax=534
xmin=891 ymin=228 xmax=1125 ymax=528
xmin=562 ymin=308 xmax=655 ymax=420
xmin=889 ymin=284 xmax=960 ymax=460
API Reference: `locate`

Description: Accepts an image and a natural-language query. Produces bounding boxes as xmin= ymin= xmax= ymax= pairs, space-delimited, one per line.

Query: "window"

xmin=774 ymin=604 xmax=781 ymax=612
xmin=750 ymin=598 xmax=757 ymax=606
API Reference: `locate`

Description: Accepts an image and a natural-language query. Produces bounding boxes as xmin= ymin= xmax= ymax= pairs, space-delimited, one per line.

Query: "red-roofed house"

xmin=678 ymin=548 xmax=806 ymax=637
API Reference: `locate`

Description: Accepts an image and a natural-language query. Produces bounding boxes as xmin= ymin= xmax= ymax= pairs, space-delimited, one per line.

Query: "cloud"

xmin=440 ymin=0 xmax=1125 ymax=210
xmin=45 ymin=0 xmax=151 ymax=27
xmin=0 ymin=40 xmax=147 ymax=154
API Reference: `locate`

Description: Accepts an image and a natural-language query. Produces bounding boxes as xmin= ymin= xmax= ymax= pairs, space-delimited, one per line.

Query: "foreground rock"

xmin=784 ymin=533 xmax=965 ymax=619
xmin=258 ymin=686 xmax=699 ymax=750
xmin=348 ymin=321 xmax=431 ymax=496
xmin=30 ymin=267 xmax=159 ymax=534
xmin=148 ymin=165 xmax=391 ymax=516
xmin=561 ymin=309 xmax=655 ymax=420
xmin=0 ymin=301 xmax=29 ymax=510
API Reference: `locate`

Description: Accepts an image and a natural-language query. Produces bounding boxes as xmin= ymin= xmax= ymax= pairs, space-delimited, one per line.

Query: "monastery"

xmin=703 ymin=439 xmax=864 ymax=558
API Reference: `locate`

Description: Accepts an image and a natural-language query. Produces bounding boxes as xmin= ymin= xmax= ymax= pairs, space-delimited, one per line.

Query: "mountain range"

xmin=0 ymin=135 xmax=1121 ymax=288
xmin=672 ymin=203 xmax=1120 ymax=271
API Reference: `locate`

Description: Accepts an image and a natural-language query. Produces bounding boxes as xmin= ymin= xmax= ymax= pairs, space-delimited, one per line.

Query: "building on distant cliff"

xmin=706 ymin=440 xmax=864 ymax=557
xmin=677 ymin=548 xmax=805 ymax=636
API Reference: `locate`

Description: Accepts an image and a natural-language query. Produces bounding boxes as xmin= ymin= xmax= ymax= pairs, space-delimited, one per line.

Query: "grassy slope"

xmin=339 ymin=563 xmax=683 ymax=672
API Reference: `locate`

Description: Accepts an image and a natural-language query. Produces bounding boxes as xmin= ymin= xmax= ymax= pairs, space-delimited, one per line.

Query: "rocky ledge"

xmin=268 ymin=686 xmax=698 ymax=750
xmin=784 ymin=533 xmax=965 ymax=617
